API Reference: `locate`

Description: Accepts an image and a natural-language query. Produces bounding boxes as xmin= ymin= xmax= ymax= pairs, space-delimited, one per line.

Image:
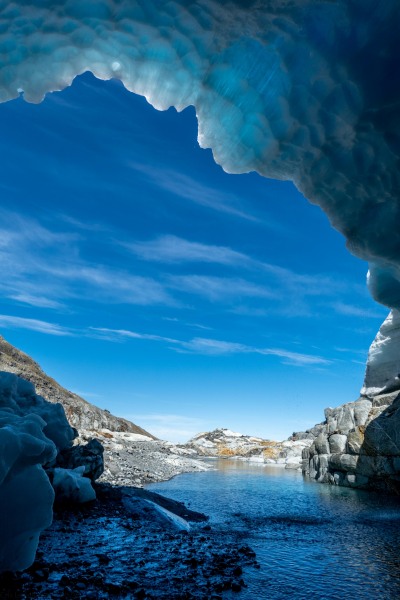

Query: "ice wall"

xmin=361 ymin=310 xmax=400 ymax=397
xmin=1 ymin=0 xmax=400 ymax=310
xmin=0 ymin=372 xmax=76 ymax=572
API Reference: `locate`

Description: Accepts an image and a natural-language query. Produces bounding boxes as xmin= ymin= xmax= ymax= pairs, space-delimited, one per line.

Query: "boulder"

xmin=329 ymin=434 xmax=347 ymax=454
xmin=347 ymin=428 xmax=365 ymax=455
xmin=328 ymin=454 xmax=359 ymax=473
xmin=315 ymin=434 xmax=330 ymax=455
xmin=54 ymin=438 xmax=104 ymax=481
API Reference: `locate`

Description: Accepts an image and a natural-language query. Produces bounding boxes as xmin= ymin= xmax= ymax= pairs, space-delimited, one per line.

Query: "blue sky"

xmin=0 ymin=72 xmax=387 ymax=442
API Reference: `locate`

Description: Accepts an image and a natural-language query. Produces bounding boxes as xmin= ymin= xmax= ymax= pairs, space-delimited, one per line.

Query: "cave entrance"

xmin=0 ymin=72 xmax=385 ymax=444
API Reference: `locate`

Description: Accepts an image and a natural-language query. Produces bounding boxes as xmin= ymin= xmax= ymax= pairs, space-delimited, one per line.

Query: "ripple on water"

xmin=148 ymin=459 xmax=400 ymax=600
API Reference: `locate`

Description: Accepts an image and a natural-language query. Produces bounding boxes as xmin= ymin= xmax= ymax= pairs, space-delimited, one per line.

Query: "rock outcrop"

xmin=0 ymin=335 xmax=155 ymax=437
xmin=302 ymin=310 xmax=400 ymax=494
xmin=185 ymin=428 xmax=312 ymax=469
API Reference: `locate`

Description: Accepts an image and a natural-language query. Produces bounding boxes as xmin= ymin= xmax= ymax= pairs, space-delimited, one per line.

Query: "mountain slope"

xmin=0 ymin=335 xmax=156 ymax=438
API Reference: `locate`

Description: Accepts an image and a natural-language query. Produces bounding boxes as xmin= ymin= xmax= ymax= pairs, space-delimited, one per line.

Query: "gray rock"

xmin=362 ymin=396 xmax=400 ymax=456
xmin=347 ymin=428 xmax=365 ymax=455
xmin=308 ymin=443 xmax=317 ymax=458
xmin=353 ymin=400 xmax=373 ymax=427
xmin=306 ymin=424 xmax=326 ymax=438
xmin=328 ymin=454 xmax=358 ymax=473
xmin=315 ymin=434 xmax=330 ymax=455
xmin=317 ymin=454 xmax=329 ymax=481
xmin=357 ymin=455 xmax=396 ymax=478
xmin=329 ymin=434 xmax=347 ymax=454
xmin=336 ymin=406 xmax=355 ymax=432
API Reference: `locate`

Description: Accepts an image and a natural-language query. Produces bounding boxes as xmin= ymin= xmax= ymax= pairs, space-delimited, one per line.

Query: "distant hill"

xmin=185 ymin=427 xmax=312 ymax=468
xmin=0 ymin=334 xmax=156 ymax=438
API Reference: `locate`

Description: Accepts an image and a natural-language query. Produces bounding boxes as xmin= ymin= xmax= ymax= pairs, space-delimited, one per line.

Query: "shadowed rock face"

xmin=0 ymin=335 xmax=156 ymax=438
xmin=302 ymin=391 xmax=400 ymax=494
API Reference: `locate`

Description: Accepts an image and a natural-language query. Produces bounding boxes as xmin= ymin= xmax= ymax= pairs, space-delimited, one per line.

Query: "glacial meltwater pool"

xmin=147 ymin=460 xmax=400 ymax=600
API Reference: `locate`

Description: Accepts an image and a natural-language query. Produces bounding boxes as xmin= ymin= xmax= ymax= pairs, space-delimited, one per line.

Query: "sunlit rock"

xmin=185 ymin=428 xmax=312 ymax=469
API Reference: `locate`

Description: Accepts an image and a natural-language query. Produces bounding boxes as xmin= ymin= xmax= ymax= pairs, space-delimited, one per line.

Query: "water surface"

xmin=148 ymin=460 xmax=400 ymax=599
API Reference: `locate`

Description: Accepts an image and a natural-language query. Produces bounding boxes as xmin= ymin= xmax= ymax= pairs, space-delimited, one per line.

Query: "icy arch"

xmin=1 ymin=0 xmax=400 ymax=309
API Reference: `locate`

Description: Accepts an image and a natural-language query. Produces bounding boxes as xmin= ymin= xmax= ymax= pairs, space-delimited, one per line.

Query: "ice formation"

xmin=1 ymin=1 xmax=400 ymax=311
xmin=52 ymin=466 xmax=96 ymax=504
xmin=361 ymin=310 xmax=400 ymax=397
xmin=0 ymin=371 xmax=75 ymax=451
xmin=0 ymin=372 xmax=75 ymax=572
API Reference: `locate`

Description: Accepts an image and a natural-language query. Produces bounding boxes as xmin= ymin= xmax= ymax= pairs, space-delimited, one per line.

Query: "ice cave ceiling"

xmin=1 ymin=0 xmax=400 ymax=309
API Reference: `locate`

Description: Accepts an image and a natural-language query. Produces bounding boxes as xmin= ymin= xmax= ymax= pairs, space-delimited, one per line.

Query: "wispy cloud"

xmin=168 ymin=275 xmax=275 ymax=302
xmin=8 ymin=293 xmax=66 ymax=310
xmin=0 ymin=210 xmax=175 ymax=308
xmin=42 ymin=264 xmax=175 ymax=306
xmin=177 ymin=337 xmax=331 ymax=366
xmin=89 ymin=327 xmax=178 ymax=344
xmin=128 ymin=162 xmax=259 ymax=222
xmin=124 ymin=235 xmax=250 ymax=265
xmin=332 ymin=302 xmax=384 ymax=319
xmin=91 ymin=328 xmax=330 ymax=367
xmin=0 ymin=315 xmax=73 ymax=336
xmin=123 ymin=234 xmax=362 ymax=304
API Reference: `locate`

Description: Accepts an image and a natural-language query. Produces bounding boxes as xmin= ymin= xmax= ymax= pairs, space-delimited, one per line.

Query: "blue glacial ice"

xmin=1 ymin=0 xmax=399 ymax=310
xmin=0 ymin=372 xmax=83 ymax=572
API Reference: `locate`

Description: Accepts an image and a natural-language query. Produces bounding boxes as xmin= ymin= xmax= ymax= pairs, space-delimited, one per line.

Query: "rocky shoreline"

xmin=79 ymin=429 xmax=211 ymax=488
xmin=1 ymin=482 xmax=259 ymax=599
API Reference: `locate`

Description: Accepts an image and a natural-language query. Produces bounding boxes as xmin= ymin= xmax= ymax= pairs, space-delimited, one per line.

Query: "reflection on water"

xmin=148 ymin=460 xmax=400 ymax=599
